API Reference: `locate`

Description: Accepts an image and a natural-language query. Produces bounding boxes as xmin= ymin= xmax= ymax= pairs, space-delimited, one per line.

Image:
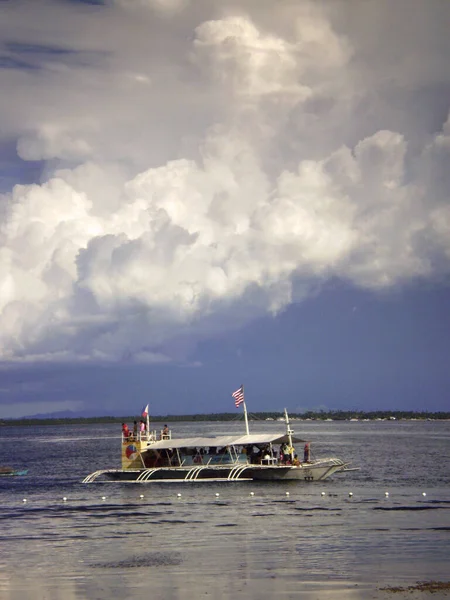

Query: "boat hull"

xmin=83 ymin=459 xmax=346 ymax=484
xmin=248 ymin=463 xmax=345 ymax=482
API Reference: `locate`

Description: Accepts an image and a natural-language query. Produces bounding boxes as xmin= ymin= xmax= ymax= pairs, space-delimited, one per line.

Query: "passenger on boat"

xmin=304 ymin=442 xmax=311 ymax=463
xmin=286 ymin=445 xmax=294 ymax=464
xmin=122 ymin=423 xmax=130 ymax=438
xmin=133 ymin=421 xmax=138 ymax=437
xmin=263 ymin=445 xmax=271 ymax=457
xmin=162 ymin=424 xmax=170 ymax=439
xmin=292 ymin=454 xmax=301 ymax=467
xmin=140 ymin=420 xmax=146 ymax=435
xmin=249 ymin=446 xmax=259 ymax=464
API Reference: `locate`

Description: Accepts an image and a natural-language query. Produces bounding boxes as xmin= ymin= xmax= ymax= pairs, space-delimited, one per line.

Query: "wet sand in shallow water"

xmin=3 ymin=571 xmax=450 ymax=600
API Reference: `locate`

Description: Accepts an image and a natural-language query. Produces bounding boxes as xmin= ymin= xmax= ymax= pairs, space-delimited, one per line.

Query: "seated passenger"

xmin=292 ymin=454 xmax=301 ymax=467
xmin=162 ymin=424 xmax=170 ymax=438
xmin=255 ymin=448 xmax=263 ymax=464
xmin=262 ymin=451 xmax=271 ymax=464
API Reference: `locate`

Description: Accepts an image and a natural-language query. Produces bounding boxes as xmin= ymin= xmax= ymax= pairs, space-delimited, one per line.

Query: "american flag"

xmin=232 ymin=385 xmax=244 ymax=408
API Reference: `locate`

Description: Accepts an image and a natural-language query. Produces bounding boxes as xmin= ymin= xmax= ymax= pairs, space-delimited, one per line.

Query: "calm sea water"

xmin=1 ymin=419 xmax=449 ymax=600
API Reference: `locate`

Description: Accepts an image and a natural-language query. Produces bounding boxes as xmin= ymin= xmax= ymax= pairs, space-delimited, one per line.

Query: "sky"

xmin=0 ymin=0 xmax=450 ymax=418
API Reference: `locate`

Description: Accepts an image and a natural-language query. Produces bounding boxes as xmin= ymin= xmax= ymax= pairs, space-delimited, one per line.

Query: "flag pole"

xmin=284 ymin=407 xmax=294 ymax=462
xmin=242 ymin=385 xmax=249 ymax=435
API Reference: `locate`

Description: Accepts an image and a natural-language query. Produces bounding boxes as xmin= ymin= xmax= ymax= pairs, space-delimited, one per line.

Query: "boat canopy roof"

xmin=145 ymin=432 xmax=307 ymax=451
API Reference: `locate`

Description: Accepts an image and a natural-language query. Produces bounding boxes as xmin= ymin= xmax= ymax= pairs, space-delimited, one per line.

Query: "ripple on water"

xmin=293 ymin=506 xmax=342 ymax=511
xmin=90 ymin=552 xmax=183 ymax=569
xmin=373 ymin=506 xmax=450 ymax=511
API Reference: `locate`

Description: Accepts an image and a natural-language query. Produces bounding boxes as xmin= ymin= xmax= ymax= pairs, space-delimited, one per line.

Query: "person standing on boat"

xmin=133 ymin=421 xmax=138 ymax=438
xmin=280 ymin=443 xmax=289 ymax=464
xmin=122 ymin=423 xmax=130 ymax=439
xmin=140 ymin=420 xmax=146 ymax=437
xmin=162 ymin=424 xmax=170 ymax=439
xmin=304 ymin=442 xmax=311 ymax=463
xmin=285 ymin=445 xmax=294 ymax=465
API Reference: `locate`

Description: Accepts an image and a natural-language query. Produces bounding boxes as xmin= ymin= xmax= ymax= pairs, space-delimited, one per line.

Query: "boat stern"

xmin=121 ymin=437 xmax=152 ymax=469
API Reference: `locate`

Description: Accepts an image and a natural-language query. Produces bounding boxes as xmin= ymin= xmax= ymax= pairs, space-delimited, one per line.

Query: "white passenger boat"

xmin=83 ymin=401 xmax=354 ymax=483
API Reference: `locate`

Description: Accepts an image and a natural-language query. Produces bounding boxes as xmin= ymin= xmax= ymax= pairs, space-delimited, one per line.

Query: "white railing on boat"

xmin=136 ymin=468 xmax=162 ymax=482
xmin=185 ymin=466 xmax=207 ymax=480
xmin=313 ymin=457 xmax=345 ymax=466
xmin=121 ymin=429 xmax=172 ymax=444
xmin=82 ymin=469 xmax=124 ymax=483
xmin=227 ymin=465 xmax=251 ymax=480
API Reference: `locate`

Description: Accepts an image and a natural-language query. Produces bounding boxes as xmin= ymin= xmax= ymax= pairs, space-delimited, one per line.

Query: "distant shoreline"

xmin=1 ymin=410 xmax=449 ymax=426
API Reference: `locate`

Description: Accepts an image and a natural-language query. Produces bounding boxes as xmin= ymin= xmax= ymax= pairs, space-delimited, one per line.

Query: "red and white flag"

xmin=232 ymin=385 xmax=244 ymax=408
xmin=141 ymin=404 xmax=149 ymax=417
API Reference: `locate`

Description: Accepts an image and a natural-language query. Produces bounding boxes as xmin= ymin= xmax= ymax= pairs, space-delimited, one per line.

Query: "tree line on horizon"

xmin=1 ymin=409 xmax=450 ymax=427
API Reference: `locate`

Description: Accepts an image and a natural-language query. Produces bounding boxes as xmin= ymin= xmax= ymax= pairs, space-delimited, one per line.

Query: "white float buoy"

xmin=139 ymin=494 xmax=144 ymax=499
xmin=177 ymin=493 xmax=182 ymax=498
xmin=422 ymin=492 xmax=427 ymax=497
xmin=250 ymin=492 xmax=254 ymax=496
xmin=101 ymin=496 xmax=106 ymax=501
xmin=215 ymin=493 xmax=220 ymax=497
xmin=63 ymin=497 xmax=67 ymax=502
xmin=285 ymin=492 xmax=290 ymax=496
xmin=22 ymin=498 xmax=27 ymax=503
xmin=321 ymin=491 xmax=326 ymax=497
xmin=348 ymin=492 xmax=353 ymax=497
xmin=385 ymin=492 xmax=389 ymax=497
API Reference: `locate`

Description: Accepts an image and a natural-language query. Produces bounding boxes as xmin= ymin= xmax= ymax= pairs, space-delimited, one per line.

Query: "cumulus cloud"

xmin=0 ymin=0 xmax=449 ymax=365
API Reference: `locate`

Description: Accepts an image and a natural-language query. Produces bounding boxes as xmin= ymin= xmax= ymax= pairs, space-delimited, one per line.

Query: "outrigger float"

xmin=83 ymin=401 xmax=355 ymax=484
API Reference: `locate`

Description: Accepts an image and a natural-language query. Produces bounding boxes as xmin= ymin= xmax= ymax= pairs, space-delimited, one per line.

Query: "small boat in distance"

xmin=83 ymin=393 xmax=356 ymax=483
xmin=0 ymin=467 xmax=28 ymax=477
